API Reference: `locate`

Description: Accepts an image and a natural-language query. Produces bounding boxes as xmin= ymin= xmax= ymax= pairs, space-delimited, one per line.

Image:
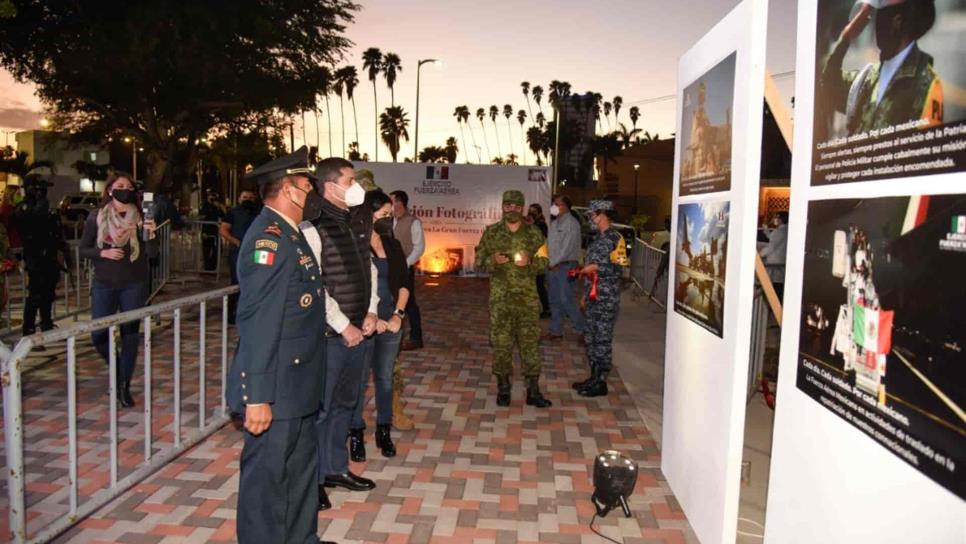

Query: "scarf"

xmin=96 ymin=203 xmax=140 ymax=262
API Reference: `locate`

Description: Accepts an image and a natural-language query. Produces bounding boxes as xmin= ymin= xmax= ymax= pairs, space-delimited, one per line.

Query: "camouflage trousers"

xmin=583 ymin=283 xmax=620 ymax=373
xmin=489 ymin=300 xmax=541 ymax=378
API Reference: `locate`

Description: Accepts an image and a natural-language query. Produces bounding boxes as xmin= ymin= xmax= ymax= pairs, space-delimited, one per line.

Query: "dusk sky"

xmin=0 ymin=0 xmax=797 ymax=161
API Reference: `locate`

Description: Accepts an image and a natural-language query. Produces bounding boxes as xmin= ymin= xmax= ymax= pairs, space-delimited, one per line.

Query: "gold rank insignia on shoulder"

xmin=299 ymin=293 xmax=312 ymax=308
xmin=264 ymin=224 xmax=283 ymax=237
xmin=291 ymin=234 xmax=299 ymax=242
xmin=610 ymin=234 xmax=629 ymax=267
xmin=255 ymin=239 xmax=278 ymax=251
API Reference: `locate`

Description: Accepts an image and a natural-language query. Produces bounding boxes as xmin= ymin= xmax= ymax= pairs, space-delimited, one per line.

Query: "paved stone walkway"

xmin=6 ymin=276 xmax=696 ymax=543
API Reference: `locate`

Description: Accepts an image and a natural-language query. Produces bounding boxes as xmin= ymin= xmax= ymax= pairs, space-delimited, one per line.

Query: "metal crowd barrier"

xmin=1 ymin=284 xmax=239 ymax=543
xmin=629 ymin=238 xmax=669 ymax=308
xmin=171 ymin=220 xmax=224 ymax=279
xmin=746 ymin=264 xmax=783 ymax=403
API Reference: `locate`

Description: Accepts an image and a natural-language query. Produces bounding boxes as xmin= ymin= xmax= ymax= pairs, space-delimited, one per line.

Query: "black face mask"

xmin=374 ymin=216 xmax=394 ymax=237
xmin=301 ymin=191 xmax=324 ymax=223
xmin=241 ymin=199 xmax=257 ymax=210
xmin=112 ymin=189 xmax=136 ymax=205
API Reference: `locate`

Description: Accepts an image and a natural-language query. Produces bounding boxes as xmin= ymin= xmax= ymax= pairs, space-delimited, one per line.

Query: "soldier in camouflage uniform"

xmin=475 ymin=190 xmax=552 ymax=408
xmin=820 ymin=0 xmax=942 ymax=137
xmin=573 ymin=200 xmax=628 ymax=397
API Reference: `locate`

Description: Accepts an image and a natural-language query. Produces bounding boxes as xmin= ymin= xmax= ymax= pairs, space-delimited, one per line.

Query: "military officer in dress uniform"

xmin=227 ymin=147 xmax=333 ymax=544
xmin=820 ymin=0 xmax=943 ymax=136
xmin=475 ymin=190 xmax=552 ymax=408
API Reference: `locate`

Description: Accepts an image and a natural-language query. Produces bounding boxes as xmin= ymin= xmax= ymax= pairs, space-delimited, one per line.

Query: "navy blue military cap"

xmin=244 ymin=145 xmax=318 ymax=186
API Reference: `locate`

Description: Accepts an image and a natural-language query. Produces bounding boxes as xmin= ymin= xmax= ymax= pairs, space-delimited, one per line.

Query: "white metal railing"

xmin=171 ymin=220 xmax=224 ymax=279
xmin=746 ymin=265 xmax=783 ymax=404
xmin=629 ymin=238 xmax=669 ymax=308
xmin=1 ymin=284 xmax=238 ymax=543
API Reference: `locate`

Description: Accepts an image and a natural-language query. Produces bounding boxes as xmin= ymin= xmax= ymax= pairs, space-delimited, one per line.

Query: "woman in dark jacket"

xmin=350 ymin=190 xmax=412 ymax=459
xmin=78 ymin=171 xmax=158 ymax=408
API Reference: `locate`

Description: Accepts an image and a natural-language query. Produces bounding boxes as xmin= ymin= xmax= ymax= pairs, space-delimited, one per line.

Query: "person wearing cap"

xmin=572 ymin=200 xmax=628 ymax=397
xmin=17 ymin=174 xmax=70 ymax=341
xmin=820 ymin=0 xmax=942 ymax=136
xmin=475 ymin=189 xmax=552 ymax=408
xmin=225 ymin=146 xmax=332 ymax=544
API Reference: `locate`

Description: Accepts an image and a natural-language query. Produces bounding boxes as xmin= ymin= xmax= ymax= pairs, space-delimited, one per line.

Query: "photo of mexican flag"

xmin=254 ymin=250 xmax=275 ymax=265
xmin=851 ymin=305 xmax=894 ymax=354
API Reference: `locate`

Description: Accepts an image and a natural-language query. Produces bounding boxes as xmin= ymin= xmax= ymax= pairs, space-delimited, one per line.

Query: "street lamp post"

xmin=414 ymin=58 xmax=439 ymax=162
xmin=633 ymin=164 xmax=640 ymax=214
xmin=124 ymin=137 xmax=138 ymax=182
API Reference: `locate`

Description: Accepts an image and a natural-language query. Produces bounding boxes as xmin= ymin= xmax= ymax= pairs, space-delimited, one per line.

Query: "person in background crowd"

xmin=650 ymin=216 xmax=672 ymax=302
xmin=349 ymin=190 xmax=411 ymax=460
xmin=152 ymin=189 xmax=184 ymax=231
xmin=79 ymin=171 xmax=157 ymax=407
xmin=17 ymin=175 xmax=70 ymax=345
xmin=527 ymin=203 xmax=551 ymax=319
xmin=389 ymin=190 xmax=425 ymax=351
xmin=226 ymin=148 xmax=332 ymax=544
xmin=545 ymin=195 xmax=584 ymax=341
xmin=475 ymin=190 xmax=552 ymax=408
xmin=0 ymin=185 xmax=22 ymax=250
xmin=300 ymin=157 xmax=378 ymax=512
xmin=200 ymin=189 xmax=225 ymax=271
xmin=573 ymin=200 xmax=628 ymax=397
xmin=760 ymin=211 xmax=788 ymax=301
xmin=0 ymin=221 xmax=13 ymax=321
xmin=219 ymin=188 xmax=260 ymax=323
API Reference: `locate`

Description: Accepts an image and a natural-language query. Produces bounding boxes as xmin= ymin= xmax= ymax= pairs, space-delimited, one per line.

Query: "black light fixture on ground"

xmin=413 ymin=58 xmax=440 ymax=162
xmin=633 ymin=164 xmax=640 ymax=214
xmin=588 ymin=450 xmax=638 ymax=543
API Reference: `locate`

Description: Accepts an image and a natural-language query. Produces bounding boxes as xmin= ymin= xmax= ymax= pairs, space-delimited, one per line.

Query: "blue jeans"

xmin=352 ymin=329 xmax=402 ymax=428
xmin=91 ymin=281 xmax=149 ymax=383
xmin=548 ymin=262 xmax=585 ymax=336
xmin=316 ymin=335 xmax=372 ymax=478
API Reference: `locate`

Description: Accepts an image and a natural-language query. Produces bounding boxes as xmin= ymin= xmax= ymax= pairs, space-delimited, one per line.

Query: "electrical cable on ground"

xmin=589 ymin=513 xmax=624 ymax=544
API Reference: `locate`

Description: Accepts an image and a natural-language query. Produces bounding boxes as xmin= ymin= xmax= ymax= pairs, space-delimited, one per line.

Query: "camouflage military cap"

xmin=502 ymin=190 xmax=525 ymax=205
xmin=355 ymin=169 xmax=380 ymax=192
xmin=589 ymin=200 xmax=614 ymax=213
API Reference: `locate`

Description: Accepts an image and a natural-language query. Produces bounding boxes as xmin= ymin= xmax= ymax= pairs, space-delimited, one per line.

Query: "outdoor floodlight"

xmin=591 ymin=450 xmax=638 ymax=518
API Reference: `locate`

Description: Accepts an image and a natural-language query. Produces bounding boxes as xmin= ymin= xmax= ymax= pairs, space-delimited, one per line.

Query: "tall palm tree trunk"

xmin=339 ymin=95 xmax=346 ymax=157
xmin=457 ymin=122 xmax=468 ymax=164
xmin=314 ymin=108 xmax=321 ymax=152
xmin=479 ymin=120 xmax=491 ymax=161
xmin=492 ymin=121 xmax=502 ymax=158
xmin=352 ymin=98 xmax=360 ymax=150
xmin=505 ymin=119 xmax=514 ymax=155
xmin=467 ymin=122 xmax=481 ymax=163
xmin=325 ymin=95 xmax=333 ymax=157
xmin=372 ymin=82 xmax=379 ymax=161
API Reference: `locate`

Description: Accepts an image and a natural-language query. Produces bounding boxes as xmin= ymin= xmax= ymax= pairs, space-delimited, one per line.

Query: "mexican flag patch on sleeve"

xmin=254 ymin=249 xmax=275 ymax=266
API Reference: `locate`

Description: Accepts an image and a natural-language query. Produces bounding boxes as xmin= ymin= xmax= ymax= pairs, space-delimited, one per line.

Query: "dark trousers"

xmin=228 ymin=252 xmax=240 ymax=323
xmin=237 ymin=413 xmax=318 ymax=544
xmin=23 ymin=266 xmax=59 ymax=335
xmin=202 ymin=234 xmax=218 ymax=271
xmin=536 ymin=274 xmax=550 ymax=314
xmin=405 ymin=267 xmax=423 ymax=343
xmin=91 ymin=282 xmax=148 ymax=383
xmin=317 ymin=335 xmax=372 ymax=478
xmin=352 ymin=329 xmax=402 ymax=428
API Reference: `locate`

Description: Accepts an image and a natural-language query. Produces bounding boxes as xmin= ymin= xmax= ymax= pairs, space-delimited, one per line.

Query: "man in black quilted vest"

xmin=306 ymin=157 xmax=379 ymax=510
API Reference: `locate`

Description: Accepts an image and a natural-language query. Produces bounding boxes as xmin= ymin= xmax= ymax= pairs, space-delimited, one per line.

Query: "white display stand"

xmin=660 ymin=1 xmax=767 ymax=542
xmin=764 ymin=2 xmax=966 ymax=542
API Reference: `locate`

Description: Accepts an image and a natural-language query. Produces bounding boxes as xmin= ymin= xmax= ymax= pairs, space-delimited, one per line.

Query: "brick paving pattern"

xmin=5 ymin=276 xmax=696 ymax=543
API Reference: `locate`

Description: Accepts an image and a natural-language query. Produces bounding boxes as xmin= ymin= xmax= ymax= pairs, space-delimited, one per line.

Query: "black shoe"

xmin=401 ymin=339 xmax=424 ymax=351
xmin=318 ymin=485 xmax=331 ymax=511
xmin=539 ymin=311 xmax=551 ymax=319
xmin=578 ymin=370 xmax=609 ymax=397
xmin=375 ymin=424 xmax=396 ymax=458
xmin=525 ymin=377 xmax=553 ymax=408
xmin=571 ymin=374 xmax=594 ymax=391
xmin=348 ymin=427 xmax=366 ymax=462
xmin=121 ymin=380 xmax=136 ymax=407
xmin=496 ymin=375 xmax=511 ymax=407
xmin=324 ymin=471 xmax=376 ymax=491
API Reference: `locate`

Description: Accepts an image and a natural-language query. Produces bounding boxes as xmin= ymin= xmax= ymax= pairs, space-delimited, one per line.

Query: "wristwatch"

xmin=393 ymin=308 xmax=406 ymax=319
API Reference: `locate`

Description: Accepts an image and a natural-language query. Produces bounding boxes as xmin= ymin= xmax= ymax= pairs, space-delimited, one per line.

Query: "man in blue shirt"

xmin=220 ymin=188 xmax=261 ymax=323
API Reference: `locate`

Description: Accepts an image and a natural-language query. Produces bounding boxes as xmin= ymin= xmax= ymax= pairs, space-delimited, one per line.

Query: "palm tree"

xmin=362 ymin=47 xmax=383 ymax=160
xmin=457 ymin=105 xmax=479 ymax=163
xmin=0 ymin=150 xmax=54 ymax=181
xmin=590 ymin=133 xmax=623 ymax=185
xmin=332 ymin=78 xmax=345 ymax=157
xmin=603 ymin=101 xmax=613 ymax=131
xmin=489 ymin=105 xmax=501 ymax=158
xmin=516 ymin=110 xmax=527 ymax=164
xmin=535 ymin=111 xmax=546 ymax=128
xmin=313 ymin=107 xmax=321 ymax=155
xmin=379 ymin=106 xmax=410 ymax=162
xmin=521 ymin=81 xmax=534 ymax=125
xmin=322 ymin=79 xmax=334 ymax=156
xmin=613 ymin=96 xmax=623 ymax=125
xmin=476 ymin=108 xmax=491 ymax=160
xmin=532 ymin=85 xmax=545 ymax=117
xmin=526 ymin=126 xmax=544 ymax=166
xmin=548 ymin=80 xmax=563 ymax=109
xmin=629 ymin=106 xmax=640 ymax=130
xmin=444 ymin=137 xmax=459 ymax=163
xmin=383 ymin=52 xmax=402 ymax=107
xmin=337 ymin=66 xmax=361 ymax=150
xmin=593 ymin=93 xmax=603 ymax=132
xmin=418 ymin=145 xmax=448 ymax=163
xmin=502 ymin=104 xmax=514 ymax=155
xmin=615 ymin=123 xmax=642 ymax=148
xmin=452 ymin=106 xmax=469 ymax=163
xmin=504 ymin=153 xmax=519 ymax=166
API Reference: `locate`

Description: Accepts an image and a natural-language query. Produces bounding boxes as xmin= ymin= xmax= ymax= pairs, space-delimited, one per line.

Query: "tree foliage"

xmin=0 ymin=0 xmax=358 ymax=190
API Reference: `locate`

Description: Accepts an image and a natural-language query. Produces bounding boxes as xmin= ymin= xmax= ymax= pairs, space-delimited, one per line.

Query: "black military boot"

xmin=525 ymin=377 xmax=553 ymax=408
xmin=121 ymin=380 xmax=136 ymax=408
xmin=571 ymin=368 xmax=595 ymax=391
xmin=375 ymin=424 xmax=396 ymax=458
xmin=348 ymin=427 xmax=366 ymax=462
xmin=578 ymin=369 xmax=609 ymax=397
xmin=496 ymin=375 xmax=511 ymax=407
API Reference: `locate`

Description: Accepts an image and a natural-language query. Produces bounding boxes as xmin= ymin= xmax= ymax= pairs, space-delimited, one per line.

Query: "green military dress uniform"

xmin=476 ymin=190 xmax=552 ymax=407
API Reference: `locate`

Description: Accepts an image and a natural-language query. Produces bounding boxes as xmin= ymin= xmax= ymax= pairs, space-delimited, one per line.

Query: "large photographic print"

xmin=673 ymin=201 xmax=729 ymax=337
xmin=678 ymin=53 xmax=736 ymax=196
xmin=798 ymin=194 xmax=965 ymax=499
xmin=812 ymin=0 xmax=966 ymax=185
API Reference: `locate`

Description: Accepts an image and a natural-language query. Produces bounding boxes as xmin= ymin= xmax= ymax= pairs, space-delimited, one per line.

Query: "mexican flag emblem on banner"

xmin=852 ymin=305 xmax=894 ymax=353
xmin=254 ymin=249 xmax=275 ymax=266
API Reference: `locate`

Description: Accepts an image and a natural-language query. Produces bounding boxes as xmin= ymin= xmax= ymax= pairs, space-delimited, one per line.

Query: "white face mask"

xmin=550 ymin=204 xmax=560 ymax=216
xmin=333 ymin=181 xmax=366 ymax=207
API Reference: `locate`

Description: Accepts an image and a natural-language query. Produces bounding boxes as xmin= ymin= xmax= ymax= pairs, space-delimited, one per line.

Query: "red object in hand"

xmin=568 ymin=266 xmax=599 ymax=302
